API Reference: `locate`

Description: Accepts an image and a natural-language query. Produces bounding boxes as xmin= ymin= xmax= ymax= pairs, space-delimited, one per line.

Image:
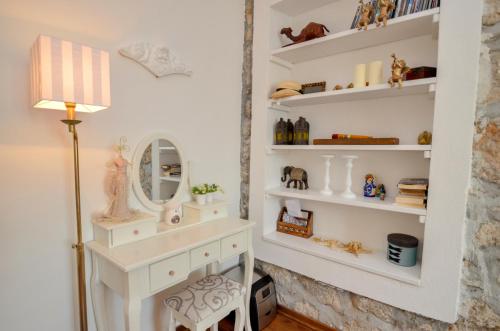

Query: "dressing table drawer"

xmin=190 ymin=241 xmax=220 ymax=269
xmin=150 ymin=252 xmax=190 ymax=292
xmin=183 ymin=201 xmax=229 ymax=223
xmin=92 ymin=213 xmax=157 ymax=248
xmin=221 ymin=231 xmax=247 ymax=260
xmin=112 ymin=221 xmax=157 ymax=247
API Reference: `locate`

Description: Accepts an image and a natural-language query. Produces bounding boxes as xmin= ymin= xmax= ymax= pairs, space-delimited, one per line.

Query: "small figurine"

xmin=334 ymin=84 xmax=343 ymax=90
xmin=388 ymin=53 xmax=411 ymax=88
xmin=347 ymin=82 xmax=354 ymax=88
xmin=418 ymin=131 xmax=433 ymax=145
xmin=376 ymin=184 xmax=386 ymax=200
xmin=357 ymin=0 xmax=375 ymax=31
xmin=281 ymin=166 xmax=309 ymax=190
xmin=105 ymin=137 xmax=134 ymax=220
xmin=281 ymin=22 xmax=330 ymax=46
xmin=376 ymin=0 xmax=396 ymax=27
xmin=363 ymin=174 xmax=377 ymax=197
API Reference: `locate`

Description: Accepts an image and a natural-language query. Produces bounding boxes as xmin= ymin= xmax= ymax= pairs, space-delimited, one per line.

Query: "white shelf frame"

xmin=263 ymin=231 xmax=421 ymax=286
xmin=271 ymin=8 xmax=440 ymax=65
xmin=266 ymin=187 xmax=427 ymax=216
xmin=269 ymin=78 xmax=436 ymax=110
xmin=160 ymin=176 xmax=181 ymax=183
xmin=268 ymin=144 xmax=431 ymax=151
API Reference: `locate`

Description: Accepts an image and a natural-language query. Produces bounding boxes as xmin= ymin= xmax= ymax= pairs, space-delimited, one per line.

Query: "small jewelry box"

xmin=92 ymin=213 xmax=157 ymax=248
xmin=387 ymin=233 xmax=418 ymax=267
xmin=183 ymin=200 xmax=229 ymax=223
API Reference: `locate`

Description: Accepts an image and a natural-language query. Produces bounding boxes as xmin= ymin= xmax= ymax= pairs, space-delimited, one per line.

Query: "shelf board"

xmin=270 ymin=0 xmax=338 ymax=17
xmin=269 ymin=78 xmax=436 ymax=110
xmin=271 ymin=8 xmax=440 ymax=64
xmin=269 ymin=144 xmax=431 ymax=151
xmin=160 ymin=176 xmax=181 ymax=182
xmin=266 ymin=187 xmax=427 ymax=216
xmin=160 ymin=146 xmax=176 ymax=151
xmin=263 ymin=231 xmax=421 ymax=286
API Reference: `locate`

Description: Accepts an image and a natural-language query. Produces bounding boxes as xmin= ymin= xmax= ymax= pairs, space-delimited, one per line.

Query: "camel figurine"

xmin=280 ymin=22 xmax=329 ymax=46
xmin=281 ymin=166 xmax=309 ymax=190
xmin=388 ymin=53 xmax=411 ymax=88
xmin=376 ymin=0 xmax=396 ymax=27
xmin=357 ymin=0 xmax=375 ymax=31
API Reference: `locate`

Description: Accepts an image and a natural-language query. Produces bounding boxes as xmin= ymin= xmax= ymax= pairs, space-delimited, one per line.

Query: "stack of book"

xmin=350 ymin=0 xmax=440 ymax=29
xmin=161 ymin=163 xmax=182 ymax=177
xmin=395 ymin=178 xmax=428 ymax=208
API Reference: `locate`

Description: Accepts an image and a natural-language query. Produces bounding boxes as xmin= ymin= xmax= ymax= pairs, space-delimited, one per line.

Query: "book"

xmin=396 ymin=194 xmax=426 ymax=205
xmin=398 ymin=183 xmax=428 ymax=190
xmin=398 ymin=178 xmax=429 ymax=185
xmin=399 ymin=188 xmax=427 ymax=196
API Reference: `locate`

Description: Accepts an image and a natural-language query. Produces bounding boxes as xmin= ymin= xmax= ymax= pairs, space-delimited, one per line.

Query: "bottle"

xmin=294 ymin=117 xmax=310 ymax=145
xmin=274 ymin=118 xmax=287 ymax=145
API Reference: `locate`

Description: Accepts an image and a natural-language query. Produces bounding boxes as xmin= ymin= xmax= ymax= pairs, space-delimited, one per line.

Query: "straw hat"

xmin=271 ymin=89 xmax=301 ymax=99
xmin=276 ymin=80 xmax=302 ymax=92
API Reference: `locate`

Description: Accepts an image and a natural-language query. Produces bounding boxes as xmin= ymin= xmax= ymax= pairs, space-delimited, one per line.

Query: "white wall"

xmin=0 ymin=1 xmax=244 ymax=330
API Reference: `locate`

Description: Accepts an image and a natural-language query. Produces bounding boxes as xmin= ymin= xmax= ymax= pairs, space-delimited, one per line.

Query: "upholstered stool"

xmin=164 ymin=274 xmax=246 ymax=331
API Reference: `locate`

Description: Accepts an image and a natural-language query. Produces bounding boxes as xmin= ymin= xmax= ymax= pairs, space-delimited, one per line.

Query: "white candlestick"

xmin=341 ymin=155 xmax=359 ymax=199
xmin=320 ymin=155 xmax=335 ymax=195
xmin=353 ymin=63 xmax=367 ymax=88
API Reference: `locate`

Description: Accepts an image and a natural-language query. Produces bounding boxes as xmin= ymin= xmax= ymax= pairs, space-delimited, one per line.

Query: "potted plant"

xmin=191 ymin=184 xmax=208 ymax=205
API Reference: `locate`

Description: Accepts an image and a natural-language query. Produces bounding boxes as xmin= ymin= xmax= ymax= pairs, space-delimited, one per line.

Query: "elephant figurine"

xmin=281 ymin=166 xmax=309 ymax=190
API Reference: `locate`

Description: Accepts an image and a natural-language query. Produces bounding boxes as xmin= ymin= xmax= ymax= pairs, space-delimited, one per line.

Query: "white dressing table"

xmin=87 ymin=217 xmax=255 ymax=331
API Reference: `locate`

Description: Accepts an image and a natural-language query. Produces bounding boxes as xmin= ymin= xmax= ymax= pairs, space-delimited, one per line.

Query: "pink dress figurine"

xmin=106 ymin=137 xmax=134 ymax=220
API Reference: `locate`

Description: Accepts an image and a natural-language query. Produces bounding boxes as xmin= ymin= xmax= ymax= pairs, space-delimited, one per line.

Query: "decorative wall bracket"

xmin=119 ymin=42 xmax=192 ymax=78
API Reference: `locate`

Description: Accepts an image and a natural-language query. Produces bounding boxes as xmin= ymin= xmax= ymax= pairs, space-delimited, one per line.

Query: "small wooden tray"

xmin=277 ymin=207 xmax=313 ymax=238
xmin=313 ymin=138 xmax=400 ymax=145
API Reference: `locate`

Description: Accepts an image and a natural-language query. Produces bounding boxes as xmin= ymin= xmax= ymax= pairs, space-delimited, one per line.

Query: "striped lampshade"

xmin=31 ymin=35 xmax=111 ymax=113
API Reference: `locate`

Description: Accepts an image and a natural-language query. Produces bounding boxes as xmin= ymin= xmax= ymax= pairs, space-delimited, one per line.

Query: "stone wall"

xmin=241 ymin=1 xmax=500 ymax=330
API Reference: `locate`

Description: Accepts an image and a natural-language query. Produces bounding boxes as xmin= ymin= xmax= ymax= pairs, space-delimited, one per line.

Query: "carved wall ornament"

xmin=119 ymin=42 xmax=192 ymax=78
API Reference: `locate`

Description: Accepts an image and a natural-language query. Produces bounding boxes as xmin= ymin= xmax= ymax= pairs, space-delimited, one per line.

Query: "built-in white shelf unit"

xmin=250 ymin=0 xmax=481 ymax=324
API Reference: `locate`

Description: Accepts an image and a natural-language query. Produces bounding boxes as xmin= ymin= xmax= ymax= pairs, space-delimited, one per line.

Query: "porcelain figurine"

xmin=357 ymin=0 xmax=375 ymax=31
xmin=376 ymin=0 xmax=396 ymax=27
xmin=388 ymin=53 xmax=411 ymax=88
xmin=376 ymin=184 xmax=386 ymax=200
xmin=281 ymin=166 xmax=309 ymax=190
xmin=363 ymin=174 xmax=377 ymax=197
xmin=105 ymin=137 xmax=134 ymax=220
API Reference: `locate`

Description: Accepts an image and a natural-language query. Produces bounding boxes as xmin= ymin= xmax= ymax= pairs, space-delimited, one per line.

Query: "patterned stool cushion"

xmin=165 ymin=274 xmax=246 ymax=323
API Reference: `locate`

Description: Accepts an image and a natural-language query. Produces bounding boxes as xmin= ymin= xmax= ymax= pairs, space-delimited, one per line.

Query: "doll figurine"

xmin=357 ymin=0 xmax=375 ymax=31
xmin=388 ymin=53 xmax=411 ymax=88
xmin=364 ymin=174 xmax=377 ymax=197
xmin=376 ymin=184 xmax=386 ymax=200
xmin=105 ymin=137 xmax=134 ymax=221
xmin=376 ymin=0 xmax=396 ymax=27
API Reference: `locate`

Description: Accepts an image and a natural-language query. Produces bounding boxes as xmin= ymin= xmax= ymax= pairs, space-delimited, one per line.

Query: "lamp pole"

xmin=62 ymin=102 xmax=88 ymax=331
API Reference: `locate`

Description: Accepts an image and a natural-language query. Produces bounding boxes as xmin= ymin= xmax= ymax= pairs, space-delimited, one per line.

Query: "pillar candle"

xmin=367 ymin=60 xmax=383 ymax=86
xmin=353 ymin=63 xmax=367 ymax=88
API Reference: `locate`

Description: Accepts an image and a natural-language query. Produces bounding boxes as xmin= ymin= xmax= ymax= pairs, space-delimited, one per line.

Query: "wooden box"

xmin=92 ymin=212 xmax=157 ymax=248
xmin=406 ymin=67 xmax=437 ymax=81
xmin=183 ymin=200 xmax=229 ymax=223
xmin=276 ymin=207 xmax=313 ymax=238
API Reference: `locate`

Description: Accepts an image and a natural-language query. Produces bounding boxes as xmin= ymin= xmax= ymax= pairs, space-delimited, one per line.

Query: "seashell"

xmin=119 ymin=42 xmax=192 ymax=78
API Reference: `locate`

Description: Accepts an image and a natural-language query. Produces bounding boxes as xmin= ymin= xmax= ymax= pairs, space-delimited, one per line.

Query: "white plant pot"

xmin=206 ymin=193 xmax=214 ymax=203
xmin=195 ymin=194 xmax=207 ymax=205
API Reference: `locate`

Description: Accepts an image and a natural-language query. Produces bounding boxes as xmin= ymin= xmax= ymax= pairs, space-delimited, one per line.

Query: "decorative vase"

xmin=195 ymin=194 xmax=207 ymax=205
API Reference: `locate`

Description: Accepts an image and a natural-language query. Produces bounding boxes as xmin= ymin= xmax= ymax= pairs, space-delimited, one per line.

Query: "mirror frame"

xmin=132 ymin=132 xmax=188 ymax=213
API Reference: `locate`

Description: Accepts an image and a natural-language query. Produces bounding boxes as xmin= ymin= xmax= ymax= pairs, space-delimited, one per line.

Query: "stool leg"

xmin=234 ymin=300 xmax=245 ymax=331
xmin=165 ymin=307 xmax=175 ymax=331
xmin=210 ymin=323 xmax=219 ymax=331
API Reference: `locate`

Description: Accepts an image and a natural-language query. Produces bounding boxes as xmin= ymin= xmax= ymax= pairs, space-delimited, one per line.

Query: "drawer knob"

xmin=169 ymin=270 xmax=175 ymax=276
xmin=213 ymin=210 xmax=218 ymax=215
xmin=204 ymin=252 xmax=210 ymax=257
xmin=133 ymin=230 xmax=139 ymax=235
xmin=232 ymin=244 xmax=238 ymax=249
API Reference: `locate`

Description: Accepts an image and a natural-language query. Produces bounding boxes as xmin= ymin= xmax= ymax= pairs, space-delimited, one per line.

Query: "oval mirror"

xmin=132 ymin=133 xmax=187 ymax=213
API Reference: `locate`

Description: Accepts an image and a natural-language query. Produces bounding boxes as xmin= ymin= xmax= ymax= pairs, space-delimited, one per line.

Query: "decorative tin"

xmin=274 ymin=118 xmax=287 ymax=145
xmin=387 ymin=233 xmax=418 ymax=267
xmin=294 ymin=117 xmax=310 ymax=145
xmin=302 ymin=81 xmax=326 ymax=94
xmin=286 ymin=119 xmax=294 ymax=145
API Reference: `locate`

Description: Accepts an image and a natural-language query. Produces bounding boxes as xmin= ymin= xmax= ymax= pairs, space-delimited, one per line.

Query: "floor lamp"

xmin=31 ymin=35 xmax=111 ymax=331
